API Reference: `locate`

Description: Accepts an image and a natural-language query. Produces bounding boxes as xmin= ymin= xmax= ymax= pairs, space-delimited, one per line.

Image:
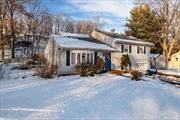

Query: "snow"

xmin=158 ymin=69 xmax=180 ymax=76
xmin=1 ymin=72 xmax=180 ymax=120
xmin=150 ymin=54 xmax=160 ymax=58
xmin=115 ymin=38 xmax=154 ymax=47
xmin=52 ymin=35 xmax=117 ymax=51
xmin=59 ymin=32 xmax=89 ymax=38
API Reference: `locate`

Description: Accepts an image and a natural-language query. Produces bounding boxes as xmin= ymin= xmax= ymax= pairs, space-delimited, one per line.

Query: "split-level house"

xmin=44 ymin=32 xmax=117 ymax=75
xmin=91 ymin=31 xmax=154 ymax=72
xmin=44 ymin=31 xmax=154 ymax=75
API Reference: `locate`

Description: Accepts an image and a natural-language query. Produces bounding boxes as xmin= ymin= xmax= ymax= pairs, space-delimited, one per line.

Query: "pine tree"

xmin=125 ymin=4 xmax=162 ymax=53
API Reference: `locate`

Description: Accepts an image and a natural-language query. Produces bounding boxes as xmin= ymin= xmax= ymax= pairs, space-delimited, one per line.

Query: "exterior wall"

xmin=44 ymin=38 xmax=60 ymax=66
xmin=91 ymin=31 xmax=114 ymax=46
xmin=57 ymin=49 xmax=105 ymax=75
xmin=112 ymin=43 xmax=151 ymax=72
xmin=168 ymin=51 xmax=180 ymax=69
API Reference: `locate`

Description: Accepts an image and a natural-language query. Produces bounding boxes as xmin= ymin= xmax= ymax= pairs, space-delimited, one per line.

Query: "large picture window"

xmin=71 ymin=52 xmax=94 ymax=65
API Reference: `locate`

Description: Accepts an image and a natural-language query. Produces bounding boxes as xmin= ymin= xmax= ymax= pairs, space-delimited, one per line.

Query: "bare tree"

xmin=136 ymin=0 xmax=180 ymax=68
xmin=64 ymin=17 xmax=74 ymax=33
xmin=54 ymin=13 xmax=63 ymax=34
xmin=76 ymin=17 xmax=103 ymax=34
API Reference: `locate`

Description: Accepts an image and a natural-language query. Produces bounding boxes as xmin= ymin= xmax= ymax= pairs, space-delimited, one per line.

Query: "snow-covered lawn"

xmin=0 ymin=74 xmax=180 ymax=120
xmin=158 ymin=69 xmax=180 ymax=77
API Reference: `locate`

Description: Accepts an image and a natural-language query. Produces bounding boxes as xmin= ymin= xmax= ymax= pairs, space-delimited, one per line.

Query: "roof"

xmin=59 ymin=32 xmax=89 ymax=38
xmin=98 ymin=31 xmax=154 ymax=47
xmin=150 ymin=54 xmax=161 ymax=58
xmin=51 ymin=34 xmax=117 ymax=51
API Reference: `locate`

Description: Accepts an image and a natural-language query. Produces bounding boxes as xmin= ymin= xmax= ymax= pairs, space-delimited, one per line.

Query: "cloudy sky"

xmin=43 ymin=0 xmax=135 ymax=33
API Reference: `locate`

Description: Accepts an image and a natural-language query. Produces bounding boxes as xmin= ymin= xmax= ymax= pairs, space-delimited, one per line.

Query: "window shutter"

xmin=66 ymin=51 xmax=70 ymax=66
xmin=144 ymin=47 xmax=146 ymax=54
xmin=137 ymin=46 xmax=139 ymax=54
xmin=121 ymin=45 xmax=124 ymax=53
xmin=129 ymin=45 xmax=131 ymax=53
xmin=94 ymin=52 xmax=97 ymax=64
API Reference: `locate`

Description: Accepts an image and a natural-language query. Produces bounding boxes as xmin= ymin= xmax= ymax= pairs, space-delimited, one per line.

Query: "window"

xmin=87 ymin=53 xmax=90 ymax=64
xmin=71 ymin=53 xmax=76 ymax=65
xmin=137 ymin=46 xmax=144 ymax=54
xmin=124 ymin=45 xmax=128 ymax=53
xmin=82 ymin=53 xmax=86 ymax=63
xmin=77 ymin=53 xmax=81 ymax=64
xmin=66 ymin=51 xmax=70 ymax=66
xmin=176 ymin=58 xmax=178 ymax=62
xmin=121 ymin=45 xmax=124 ymax=53
xmin=129 ymin=45 xmax=131 ymax=53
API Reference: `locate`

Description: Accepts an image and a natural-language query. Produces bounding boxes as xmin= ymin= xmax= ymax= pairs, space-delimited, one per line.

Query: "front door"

xmin=104 ymin=53 xmax=111 ymax=71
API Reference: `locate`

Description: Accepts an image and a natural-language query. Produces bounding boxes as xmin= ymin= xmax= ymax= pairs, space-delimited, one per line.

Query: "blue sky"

xmin=43 ymin=0 xmax=135 ymax=33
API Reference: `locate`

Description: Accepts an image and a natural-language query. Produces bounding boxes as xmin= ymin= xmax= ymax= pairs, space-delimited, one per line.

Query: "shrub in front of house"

xmin=130 ymin=70 xmax=142 ymax=81
xmin=35 ymin=64 xmax=57 ymax=78
xmin=75 ymin=64 xmax=96 ymax=77
xmin=95 ymin=57 xmax=105 ymax=73
xmin=121 ymin=54 xmax=131 ymax=70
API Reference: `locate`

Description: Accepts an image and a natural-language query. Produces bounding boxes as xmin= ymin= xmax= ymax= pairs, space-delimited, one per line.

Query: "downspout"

xmin=57 ymin=47 xmax=63 ymax=75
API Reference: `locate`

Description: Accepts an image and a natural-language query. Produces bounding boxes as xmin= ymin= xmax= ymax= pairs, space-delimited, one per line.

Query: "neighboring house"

xmin=168 ymin=51 xmax=180 ymax=69
xmin=150 ymin=51 xmax=180 ymax=69
xmin=150 ymin=54 xmax=165 ymax=69
xmin=44 ymin=33 xmax=117 ymax=75
xmin=91 ymin=31 xmax=154 ymax=72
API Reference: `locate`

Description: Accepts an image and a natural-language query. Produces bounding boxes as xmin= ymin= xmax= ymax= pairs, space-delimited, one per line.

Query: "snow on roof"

xmin=51 ymin=35 xmax=117 ymax=51
xmin=98 ymin=31 xmax=154 ymax=47
xmin=115 ymin=38 xmax=154 ymax=47
xmin=150 ymin=54 xmax=161 ymax=58
xmin=59 ymin=32 xmax=89 ymax=38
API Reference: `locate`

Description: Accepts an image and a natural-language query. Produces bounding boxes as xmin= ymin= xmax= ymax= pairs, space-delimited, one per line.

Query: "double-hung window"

xmin=77 ymin=53 xmax=81 ymax=64
xmin=71 ymin=53 xmax=76 ymax=65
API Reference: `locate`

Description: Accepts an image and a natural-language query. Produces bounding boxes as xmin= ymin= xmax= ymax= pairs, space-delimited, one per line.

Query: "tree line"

xmin=0 ymin=0 xmax=103 ymax=61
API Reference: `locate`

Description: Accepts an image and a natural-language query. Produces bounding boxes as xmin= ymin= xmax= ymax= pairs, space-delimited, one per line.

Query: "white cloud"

xmin=67 ymin=0 xmax=134 ymax=18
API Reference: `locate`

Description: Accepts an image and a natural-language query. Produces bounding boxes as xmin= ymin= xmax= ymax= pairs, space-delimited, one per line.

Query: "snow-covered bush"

xmin=131 ymin=70 xmax=141 ymax=80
